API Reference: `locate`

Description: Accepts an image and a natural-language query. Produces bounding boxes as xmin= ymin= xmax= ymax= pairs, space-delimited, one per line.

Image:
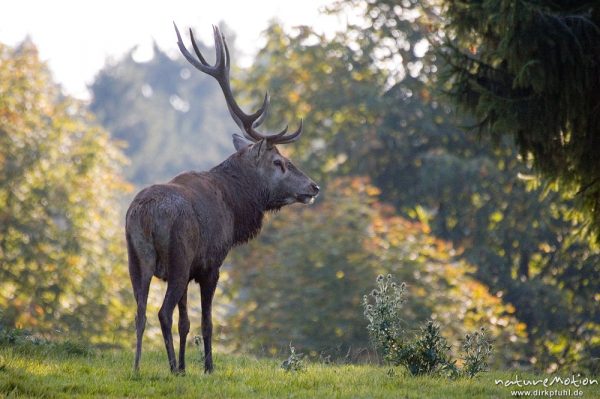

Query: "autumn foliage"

xmin=224 ymin=177 xmax=525 ymax=363
xmin=0 ymin=42 xmax=132 ymax=343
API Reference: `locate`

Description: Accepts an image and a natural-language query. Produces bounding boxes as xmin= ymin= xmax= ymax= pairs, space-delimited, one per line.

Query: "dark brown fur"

xmin=126 ymin=142 xmax=318 ymax=373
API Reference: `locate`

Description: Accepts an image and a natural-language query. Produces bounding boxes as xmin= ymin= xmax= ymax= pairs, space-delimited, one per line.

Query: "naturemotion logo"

xmin=495 ymin=374 xmax=598 ymax=388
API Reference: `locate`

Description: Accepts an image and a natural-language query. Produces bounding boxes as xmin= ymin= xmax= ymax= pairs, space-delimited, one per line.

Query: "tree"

xmin=238 ymin=23 xmax=389 ymax=185
xmin=236 ymin=18 xmax=599 ymax=372
xmin=438 ymin=0 xmax=600 ymax=240
xmin=0 ymin=40 xmax=132 ymax=344
xmin=224 ymin=178 xmax=525 ymax=364
xmin=90 ymin=27 xmax=239 ymax=188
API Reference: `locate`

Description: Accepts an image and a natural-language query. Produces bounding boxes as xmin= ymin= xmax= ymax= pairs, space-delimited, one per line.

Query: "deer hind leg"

xmin=127 ymin=234 xmax=154 ymax=373
xmin=200 ymin=269 xmax=220 ymax=373
xmin=177 ymin=286 xmax=190 ymax=373
xmin=159 ymin=226 xmax=194 ymax=374
xmin=158 ymin=277 xmax=188 ymax=373
xmin=133 ymin=276 xmax=152 ymax=373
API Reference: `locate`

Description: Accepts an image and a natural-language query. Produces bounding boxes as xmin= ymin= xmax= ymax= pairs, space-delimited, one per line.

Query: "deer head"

xmin=174 ymin=23 xmax=319 ymax=208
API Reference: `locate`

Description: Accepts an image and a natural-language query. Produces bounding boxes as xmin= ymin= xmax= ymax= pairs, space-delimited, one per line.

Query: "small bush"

xmin=362 ymin=274 xmax=406 ymax=364
xmin=363 ymin=274 xmax=492 ymax=378
xmin=399 ymin=321 xmax=458 ymax=376
xmin=281 ymin=344 xmax=305 ymax=372
xmin=461 ymin=327 xmax=493 ymax=378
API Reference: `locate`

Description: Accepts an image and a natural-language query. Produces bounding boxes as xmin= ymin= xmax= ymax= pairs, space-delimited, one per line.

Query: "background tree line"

xmin=0 ymin=41 xmax=131 ymax=345
xmin=1 ymin=0 xmax=598 ymax=373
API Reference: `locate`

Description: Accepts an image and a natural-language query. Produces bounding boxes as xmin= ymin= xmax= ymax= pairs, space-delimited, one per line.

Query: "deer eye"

xmin=273 ymin=159 xmax=285 ymax=172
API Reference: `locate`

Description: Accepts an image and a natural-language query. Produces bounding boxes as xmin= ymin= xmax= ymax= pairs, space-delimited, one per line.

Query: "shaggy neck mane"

xmin=211 ymin=153 xmax=268 ymax=245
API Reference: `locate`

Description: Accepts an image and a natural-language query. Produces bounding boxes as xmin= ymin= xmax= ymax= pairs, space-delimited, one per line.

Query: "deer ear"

xmin=249 ymin=139 xmax=267 ymax=161
xmin=232 ymin=134 xmax=253 ymax=151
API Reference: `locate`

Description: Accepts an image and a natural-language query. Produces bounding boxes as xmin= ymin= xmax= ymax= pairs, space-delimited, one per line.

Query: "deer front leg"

xmin=200 ymin=269 xmax=219 ymax=373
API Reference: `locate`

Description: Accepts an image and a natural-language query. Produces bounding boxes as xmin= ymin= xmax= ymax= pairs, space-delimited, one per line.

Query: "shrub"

xmin=398 ymin=321 xmax=457 ymax=376
xmin=362 ymin=274 xmax=406 ymax=364
xmin=281 ymin=344 xmax=305 ymax=372
xmin=462 ymin=327 xmax=493 ymax=378
xmin=363 ymin=274 xmax=492 ymax=377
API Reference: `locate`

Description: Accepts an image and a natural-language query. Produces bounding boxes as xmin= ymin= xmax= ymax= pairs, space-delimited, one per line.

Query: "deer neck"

xmin=211 ymin=156 xmax=268 ymax=245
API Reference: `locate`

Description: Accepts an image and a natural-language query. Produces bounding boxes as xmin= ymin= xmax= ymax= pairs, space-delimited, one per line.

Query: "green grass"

xmin=0 ymin=343 xmax=598 ymax=398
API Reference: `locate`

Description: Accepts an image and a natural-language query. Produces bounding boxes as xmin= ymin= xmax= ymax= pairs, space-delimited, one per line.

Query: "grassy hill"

xmin=1 ymin=341 xmax=598 ymax=398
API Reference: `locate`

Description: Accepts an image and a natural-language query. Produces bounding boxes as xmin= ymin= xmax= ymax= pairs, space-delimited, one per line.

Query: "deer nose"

xmin=311 ymin=183 xmax=320 ymax=194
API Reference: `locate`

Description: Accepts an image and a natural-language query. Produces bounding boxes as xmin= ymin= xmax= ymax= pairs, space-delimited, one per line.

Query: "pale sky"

xmin=0 ymin=0 xmax=343 ymax=99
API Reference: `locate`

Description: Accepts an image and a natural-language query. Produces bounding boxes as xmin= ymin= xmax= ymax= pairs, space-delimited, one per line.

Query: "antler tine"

xmin=249 ymin=93 xmax=297 ymax=141
xmin=223 ymin=31 xmax=269 ymax=130
xmin=174 ymin=22 xmax=209 ymax=72
xmin=267 ymin=125 xmax=289 ymax=140
xmin=273 ymin=119 xmax=303 ymax=144
xmin=212 ymin=25 xmax=225 ymax=70
xmin=189 ymin=28 xmax=208 ymax=66
xmin=174 ymin=23 xmax=304 ymax=145
xmin=211 ymin=25 xmax=267 ymax=142
xmin=252 ymin=92 xmax=270 ymax=128
xmin=221 ymin=31 xmax=230 ymax=72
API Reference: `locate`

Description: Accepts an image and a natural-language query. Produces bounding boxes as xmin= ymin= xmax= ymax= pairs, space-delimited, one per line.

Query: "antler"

xmin=174 ymin=23 xmax=303 ymax=145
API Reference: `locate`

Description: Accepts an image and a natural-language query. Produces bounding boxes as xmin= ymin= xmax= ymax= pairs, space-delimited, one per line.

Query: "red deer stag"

xmin=126 ymin=24 xmax=319 ymax=374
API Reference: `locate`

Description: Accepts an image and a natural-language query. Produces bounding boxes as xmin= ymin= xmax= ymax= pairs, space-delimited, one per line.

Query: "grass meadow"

xmin=1 ymin=341 xmax=599 ymax=398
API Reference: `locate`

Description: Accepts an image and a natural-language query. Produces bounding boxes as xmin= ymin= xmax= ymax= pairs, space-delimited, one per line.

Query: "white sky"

xmin=0 ymin=0 xmax=343 ymax=100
